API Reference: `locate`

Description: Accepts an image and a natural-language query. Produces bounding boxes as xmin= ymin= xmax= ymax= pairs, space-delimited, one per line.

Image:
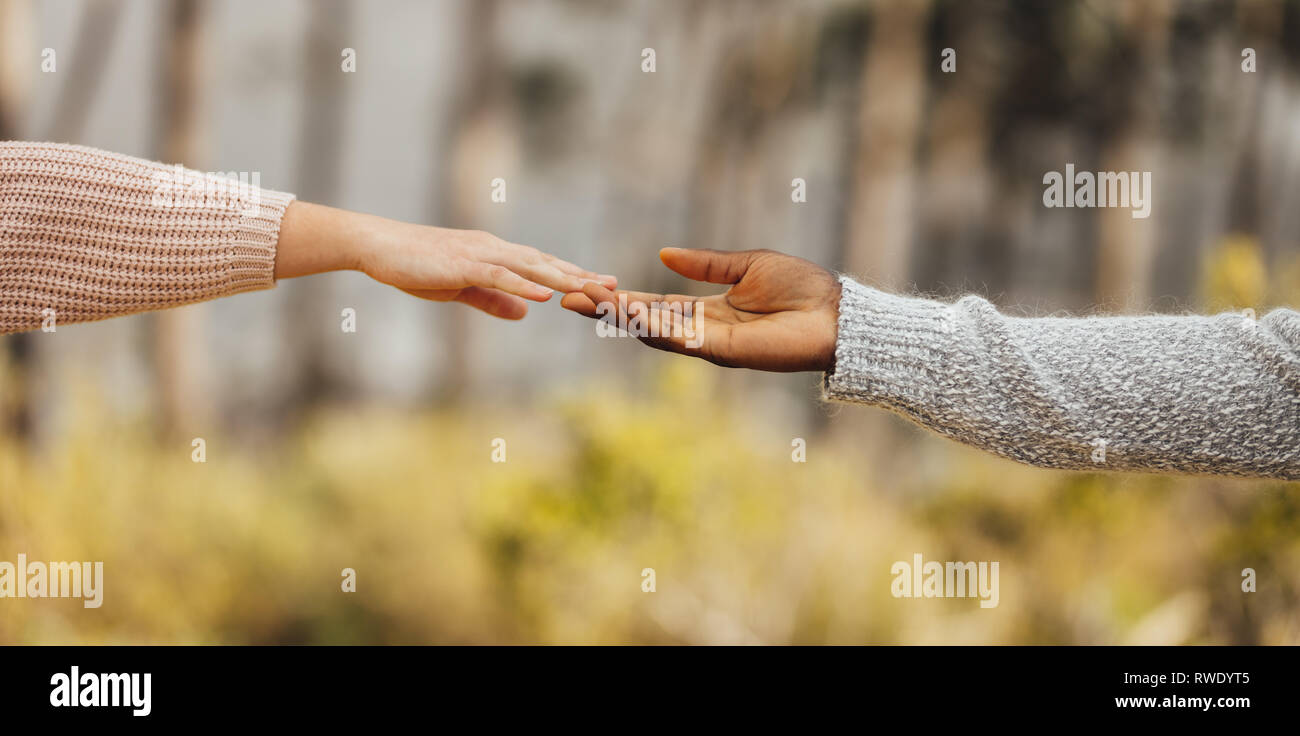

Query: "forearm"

xmin=0 ymin=142 xmax=294 ymax=334
xmin=824 ymin=276 xmax=1300 ymax=479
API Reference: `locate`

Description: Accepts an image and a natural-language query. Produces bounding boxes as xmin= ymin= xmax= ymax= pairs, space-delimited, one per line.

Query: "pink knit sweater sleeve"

xmin=0 ymin=141 xmax=296 ymax=334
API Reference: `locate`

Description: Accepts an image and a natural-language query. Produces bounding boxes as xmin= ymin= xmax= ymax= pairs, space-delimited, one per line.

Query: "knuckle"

xmin=466 ymin=229 xmax=495 ymax=246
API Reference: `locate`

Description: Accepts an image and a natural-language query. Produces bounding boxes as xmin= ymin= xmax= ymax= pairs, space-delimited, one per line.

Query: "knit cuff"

xmin=822 ymin=276 xmax=956 ymax=409
xmin=225 ymin=187 xmax=296 ymax=295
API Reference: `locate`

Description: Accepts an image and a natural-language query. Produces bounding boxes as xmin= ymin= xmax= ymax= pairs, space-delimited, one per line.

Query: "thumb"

xmin=659 ymin=247 xmax=759 ymax=285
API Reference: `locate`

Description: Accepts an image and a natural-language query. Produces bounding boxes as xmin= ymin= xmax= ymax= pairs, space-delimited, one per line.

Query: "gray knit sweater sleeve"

xmin=822 ymin=276 xmax=1300 ymax=479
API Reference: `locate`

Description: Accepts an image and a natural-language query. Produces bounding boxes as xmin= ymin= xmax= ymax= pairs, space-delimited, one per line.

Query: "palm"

xmin=562 ymin=248 xmax=841 ymax=372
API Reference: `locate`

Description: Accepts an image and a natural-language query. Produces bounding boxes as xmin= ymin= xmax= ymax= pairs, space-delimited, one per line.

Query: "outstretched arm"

xmin=1 ymin=141 xmax=614 ymax=334
xmin=563 ymin=247 xmax=1300 ymax=480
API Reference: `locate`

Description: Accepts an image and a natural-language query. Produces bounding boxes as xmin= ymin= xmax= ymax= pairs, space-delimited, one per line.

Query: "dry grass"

xmin=2 ymin=359 xmax=1296 ymax=644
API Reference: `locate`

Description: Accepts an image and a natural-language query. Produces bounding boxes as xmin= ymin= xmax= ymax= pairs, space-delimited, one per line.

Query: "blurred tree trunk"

xmin=1235 ymin=0 xmax=1286 ymax=274
xmin=44 ymin=0 xmax=123 ymax=143
xmin=914 ymin=3 xmax=997 ymax=292
xmin=1095 ymin=2 xmax=1170 ymax=311
xmin=151 ymin=0 xmax=209 ymax=437
xmin=433 ymin=0 xmax=515 ymax=405
xmin=0 ymin=0 xmax=30 ymax=139
xmin=843 ymin=0 xmax=930 ymax=291
xmin=595 ymin=0 xmax=714 ymax=284
xmin=0 ymin=0 xmax=32 ymax=438
xmin=282 ymin=0 xmax=351 ymax=414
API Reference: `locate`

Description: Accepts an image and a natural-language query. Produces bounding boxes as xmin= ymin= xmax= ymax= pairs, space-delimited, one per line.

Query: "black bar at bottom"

xmin=0 ymin=645 xmax=1285 ymax=723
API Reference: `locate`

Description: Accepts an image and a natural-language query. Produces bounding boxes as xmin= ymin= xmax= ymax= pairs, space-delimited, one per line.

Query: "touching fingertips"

xmin=581 ymin=282 xmax=614 ymax=303
xmin=576 ymin=276 xmax=612 ymax=289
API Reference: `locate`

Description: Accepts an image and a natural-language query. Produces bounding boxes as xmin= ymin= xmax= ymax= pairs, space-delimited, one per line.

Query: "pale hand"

xmin=276 ymin=201 xmax=616 ymax=320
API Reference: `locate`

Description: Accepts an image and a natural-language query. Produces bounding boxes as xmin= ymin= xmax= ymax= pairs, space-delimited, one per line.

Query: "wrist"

xmin=275 ymin=201 xmax=369 ymax=279
xmin=820 ymin=281 xmax=843 ymax=371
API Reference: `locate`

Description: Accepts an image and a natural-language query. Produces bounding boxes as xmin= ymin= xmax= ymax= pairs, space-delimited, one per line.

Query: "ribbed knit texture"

xmin=824 ymin=276 xmax=1300 ymax=479
xmin=1 ymin=141 xmax=294 ymax=334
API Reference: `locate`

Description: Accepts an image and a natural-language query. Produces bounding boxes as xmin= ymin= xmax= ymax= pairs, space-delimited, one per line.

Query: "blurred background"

xmin=2 ymin=0 xmax=1299 ymax=644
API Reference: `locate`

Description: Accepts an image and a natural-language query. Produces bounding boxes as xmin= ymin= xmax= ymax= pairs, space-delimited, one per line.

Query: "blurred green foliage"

xmin=1200 ymin=234 xmax=1300 ymax=312
xmin=1201 ymin=234 xmax=1267 ymax=311
xmin=1 ymin=358 xmax=1296 ymax=645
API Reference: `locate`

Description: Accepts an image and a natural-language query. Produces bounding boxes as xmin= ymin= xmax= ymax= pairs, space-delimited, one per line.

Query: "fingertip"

xmin=560 ymin=291 xmax=590 ymax=310
xmin=582 ymin=281 xmax=614 ymax=301
xmin=577 ymin=276 xmax=618 ymax=290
